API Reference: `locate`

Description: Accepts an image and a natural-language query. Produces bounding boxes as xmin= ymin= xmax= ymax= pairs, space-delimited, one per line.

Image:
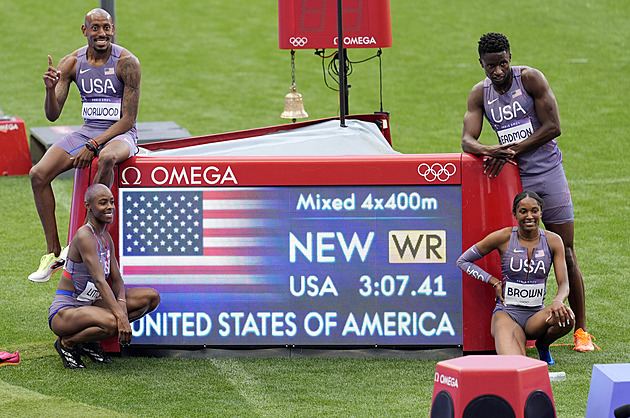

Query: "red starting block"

xmin=431 ymin=355 xmax=555 ymax=418
xmin=0 ymin=117 xmax=31 ymax=176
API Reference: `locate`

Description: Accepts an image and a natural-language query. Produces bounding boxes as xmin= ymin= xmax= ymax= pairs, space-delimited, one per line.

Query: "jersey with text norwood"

xmin=483 ymin=66 xmax=562 ymax=176
xmin=500 ymin=227 xmax=552 ymax=307
xmin=75 ymin=44 xmax=125 ymax=130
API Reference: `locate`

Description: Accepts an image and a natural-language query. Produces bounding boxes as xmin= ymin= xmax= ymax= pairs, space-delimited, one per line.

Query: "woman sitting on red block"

xmin=457 ymin=190 xmax=574 ymax=365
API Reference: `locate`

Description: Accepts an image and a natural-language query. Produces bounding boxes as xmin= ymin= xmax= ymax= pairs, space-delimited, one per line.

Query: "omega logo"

xmin=120 ymin=165 xmax=238 ymax=186
xmin=121 ymin=166 xmax=141 ymax=185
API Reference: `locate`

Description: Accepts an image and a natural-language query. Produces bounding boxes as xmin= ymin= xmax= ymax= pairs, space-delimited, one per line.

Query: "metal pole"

xmin=100 ymin=0 xmax=116 ymax=43
xmin=336 ymin=0 xmax=347 ymax=127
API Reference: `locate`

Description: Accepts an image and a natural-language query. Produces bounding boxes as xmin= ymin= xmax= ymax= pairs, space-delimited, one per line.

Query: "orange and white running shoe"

xmin=573 ymin=328 xmax=600 ymax=352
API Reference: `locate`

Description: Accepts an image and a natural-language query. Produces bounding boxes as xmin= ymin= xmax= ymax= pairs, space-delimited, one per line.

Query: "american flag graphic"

xmin=120 ymin=188 xmax=286 ymax=293
xmin=104 ymin=67 xmax=115 ymax=75
xmin=511 ymin=88 xmax=522 ymax=98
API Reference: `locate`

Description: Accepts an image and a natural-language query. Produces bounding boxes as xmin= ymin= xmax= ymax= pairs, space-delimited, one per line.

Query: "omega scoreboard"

xmin=278 ymin=0 xmax=392 ymax=49
xmin=69 ymin=120 xmax=521 ymax=351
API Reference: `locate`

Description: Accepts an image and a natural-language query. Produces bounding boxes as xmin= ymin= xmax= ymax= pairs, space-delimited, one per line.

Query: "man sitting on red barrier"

xmin=29 ymin=8 xmax=140 ymax=282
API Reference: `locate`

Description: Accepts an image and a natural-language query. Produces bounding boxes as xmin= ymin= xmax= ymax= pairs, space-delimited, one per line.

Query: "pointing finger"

xmin=48 ymin=55 xmax=53 ymax=67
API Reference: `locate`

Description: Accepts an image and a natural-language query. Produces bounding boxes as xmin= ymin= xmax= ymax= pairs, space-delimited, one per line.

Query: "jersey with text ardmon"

xmin=75 ymin=44 xmax=126 ymax=129
xmin=483 ymin=66 xmax=562 ymax=176
xmin=500 ymin=227 xmax=552 ymax=307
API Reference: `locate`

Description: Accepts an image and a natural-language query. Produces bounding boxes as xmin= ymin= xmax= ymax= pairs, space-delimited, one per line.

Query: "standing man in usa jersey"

xmin=461 ymin=32 xmax=596 ymax=352
xmin=29 ymin=8 xmax=141 ymax=283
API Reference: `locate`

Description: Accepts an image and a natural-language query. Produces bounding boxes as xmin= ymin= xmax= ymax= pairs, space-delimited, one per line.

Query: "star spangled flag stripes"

xmin=123 ymin=190 xmax=204 ymax=256
xmin=120 ymin=188 xmax=286 ymax=283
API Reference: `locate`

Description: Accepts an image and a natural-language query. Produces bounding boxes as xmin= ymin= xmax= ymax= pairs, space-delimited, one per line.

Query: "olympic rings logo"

xmin=417 ymin=162 xmax=457 ymax=182
xmin=289 ymin=37 xmax=308 ymax=47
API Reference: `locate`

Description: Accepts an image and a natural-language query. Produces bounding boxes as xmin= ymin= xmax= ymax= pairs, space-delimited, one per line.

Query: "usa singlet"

xmin=483 ymin=66 xmax=562 ymax=176
xmin=500 ymin=227 xmax=552 ymax=307
xmin=62 ymin=224 xmax=111 ymax=303
xmin=76 ymin=44 xmax=126 ymax=130
xmin=48 ymin=225 xmax=112 ymax=325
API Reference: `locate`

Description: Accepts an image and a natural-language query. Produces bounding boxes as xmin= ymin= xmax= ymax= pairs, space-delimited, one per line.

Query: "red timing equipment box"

xmin=278 ymin=0 xmax=392 ymax=49
xmin=0 ymin=117 xmax=31 ymax=176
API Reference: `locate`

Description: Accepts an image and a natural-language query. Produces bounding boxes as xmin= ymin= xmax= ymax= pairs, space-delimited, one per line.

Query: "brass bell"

xmin=281 ymin=84 xmax=308 ymax=122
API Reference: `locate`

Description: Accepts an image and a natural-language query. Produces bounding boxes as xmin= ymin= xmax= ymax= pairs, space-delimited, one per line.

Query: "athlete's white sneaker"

xmin=28 ymin=247 xmax=67 ymax=283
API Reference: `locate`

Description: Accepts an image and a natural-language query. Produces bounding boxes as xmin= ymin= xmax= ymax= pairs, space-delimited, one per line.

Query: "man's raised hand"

xmin=43 ymin=55 xmax=61 ymax=89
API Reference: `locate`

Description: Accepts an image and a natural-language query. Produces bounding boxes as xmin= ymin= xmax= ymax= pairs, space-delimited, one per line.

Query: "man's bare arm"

xmin=44 ymin=54 xmax=75 ymax=121
xmin=509 ymin=67 xmax=561 ymax=156
xmin=461 ymin=82 xmax=516 ymax=177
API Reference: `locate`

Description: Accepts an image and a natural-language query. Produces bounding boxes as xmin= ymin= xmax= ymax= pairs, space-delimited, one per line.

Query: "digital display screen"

xmin=120 ymin=184 xmax=462 ymax=346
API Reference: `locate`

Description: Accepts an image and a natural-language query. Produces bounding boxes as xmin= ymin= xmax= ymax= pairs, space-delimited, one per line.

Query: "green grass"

xmin=1 ymin=0 xmax=629 ymax=416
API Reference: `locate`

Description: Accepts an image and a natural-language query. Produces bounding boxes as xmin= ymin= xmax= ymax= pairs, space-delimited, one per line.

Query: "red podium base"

xmin=0 ymin=117 xmax=31 ymax=176
xmin=431 ymin=355 xmax=555 ymax=418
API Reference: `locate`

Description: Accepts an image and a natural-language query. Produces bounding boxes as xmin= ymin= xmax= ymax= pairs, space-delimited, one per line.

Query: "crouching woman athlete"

xmin=457 ymin=191 xmax=574 ymax=365
xmin=49 ymin=184 xmax=160 ymax=369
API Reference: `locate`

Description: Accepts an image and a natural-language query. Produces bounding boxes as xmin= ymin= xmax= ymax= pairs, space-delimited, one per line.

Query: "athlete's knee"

xmin=29 ymin=165 xmax=41 ymax=186
xmin=551 ymin=318 xmax=575 ymax=339
xmin=96 ymin=152 xmax=118 ymax=171
xmin=492 ymin=320 xmax=520 ymax=340
xmin=100 ymin=314 xmax=119 ymax=336
xmin=147 ymin=289 xmax=160 ymax=312
xmin=136 ymin=288 xmax=161 ymax=313
xmin=29 ymin=163 xmax=50 ymax=189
